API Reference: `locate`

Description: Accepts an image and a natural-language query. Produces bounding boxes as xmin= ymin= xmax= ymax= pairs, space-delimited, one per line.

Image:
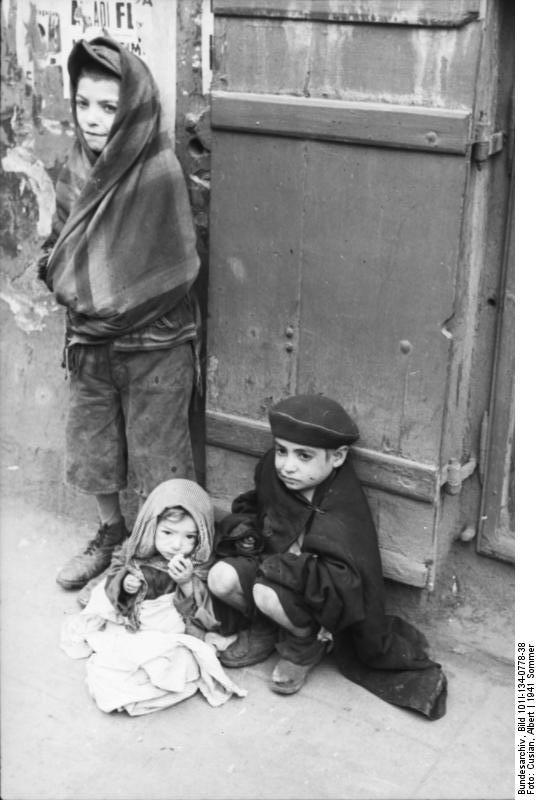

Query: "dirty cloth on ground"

xmin=61 ymin=581 xmax=245 ymax=715
xmin=218 ymin=450 xmax=447 ymax=720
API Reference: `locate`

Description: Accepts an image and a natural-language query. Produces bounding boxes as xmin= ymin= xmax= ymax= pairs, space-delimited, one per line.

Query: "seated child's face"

xmin=155 ymin=509 xmax=199 ymax=560
xmin=75 ymin=71 xmax=120 ymax=154
xmin=274 ymin=437 xmax=348 ymax=498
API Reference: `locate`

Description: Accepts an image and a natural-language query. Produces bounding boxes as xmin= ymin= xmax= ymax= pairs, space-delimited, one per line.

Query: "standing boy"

xmin=209 ymin=394 xmax=447 ymax=719
xmin=38 ymin=37 xmax=200 ymax=592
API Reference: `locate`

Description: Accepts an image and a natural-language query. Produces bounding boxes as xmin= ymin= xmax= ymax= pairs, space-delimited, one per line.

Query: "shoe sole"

xmin=270 ymin=678 xmax=306 ymax=695
xmin=56 ymin=577 xmax=88 ymax=590
xmin=270 ymin=650 xmax=325 ymax=694
xmin=219 ymin=647 xmax=275 ymax=668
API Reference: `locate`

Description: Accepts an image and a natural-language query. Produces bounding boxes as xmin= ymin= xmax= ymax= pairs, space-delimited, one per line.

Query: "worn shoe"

xmin=56 ymin=518 xmax=128 ymax=590
xmin=219 ymin=621 xmax=278 ymax=668
xmin=76 ymin=565 xmax=114 ymax=607
xmin=270 ymin=642 xmax=326 ymax=695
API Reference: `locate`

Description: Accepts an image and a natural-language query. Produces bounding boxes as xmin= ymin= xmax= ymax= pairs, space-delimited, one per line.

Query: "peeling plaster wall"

xmin=1 ymin=3 xmax=68 ymax=512
xmin=0 ymin=0 xmax=207 ymax=519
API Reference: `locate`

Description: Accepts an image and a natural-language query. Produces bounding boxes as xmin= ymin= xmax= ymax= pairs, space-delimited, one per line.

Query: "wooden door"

xmin=205 ymin=0 xmax=505 ymax=588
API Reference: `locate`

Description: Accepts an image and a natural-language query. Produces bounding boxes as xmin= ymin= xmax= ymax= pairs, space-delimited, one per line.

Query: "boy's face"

xmin=274 ymin=437 xmax=348 ymax=499
xmin=75 ymin=73 xmax=120 ymax=154
xmin=154 ymin=513 xmax=199 ymax=560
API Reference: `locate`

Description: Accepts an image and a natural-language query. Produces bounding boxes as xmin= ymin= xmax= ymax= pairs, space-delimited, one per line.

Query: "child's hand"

xmin=168 ymin=555 xmax=194 ymax=585
xmin=123 ymin=573 xmax=142 ymax=594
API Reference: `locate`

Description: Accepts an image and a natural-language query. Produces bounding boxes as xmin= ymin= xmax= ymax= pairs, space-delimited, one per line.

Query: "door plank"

xmin=380 ymin=550 xmax=429 ymax=588
xmin=213 ymin=0 xmax=481 ymax=28
xmin=213 ymin=19 xmax=481 ymax=109
xmin=206 ymin=135 xmax=304 ymax=416
xmin=206 ymin=410 xmax=439 ymax=502
xmin=212 ymin=91 xmax=472 ymax=155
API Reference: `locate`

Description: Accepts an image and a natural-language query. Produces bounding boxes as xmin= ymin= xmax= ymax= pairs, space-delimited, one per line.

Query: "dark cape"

xmin=220 ymin=449 xmax=447 ymax=720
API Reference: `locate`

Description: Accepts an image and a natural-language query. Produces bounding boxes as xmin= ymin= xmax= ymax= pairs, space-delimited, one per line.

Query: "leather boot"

xmin=56 ymin=518 xmax=128 ymax=590
xmin=219 ymin=615 xmax=279 ymax=668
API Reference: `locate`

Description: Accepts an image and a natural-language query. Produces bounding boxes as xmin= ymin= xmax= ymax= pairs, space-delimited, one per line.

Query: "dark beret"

xmin=269 ymin=394 xmax=359 ymax=448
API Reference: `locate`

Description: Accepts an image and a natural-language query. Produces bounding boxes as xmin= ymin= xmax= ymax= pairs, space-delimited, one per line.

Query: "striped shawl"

xmin=45 ymin=37 xmax=199 ymax=340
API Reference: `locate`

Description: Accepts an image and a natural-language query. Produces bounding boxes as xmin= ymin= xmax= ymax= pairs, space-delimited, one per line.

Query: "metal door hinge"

xmin=441 ymin=456 xmax=477 ymax=495
xmin=472 ymin=122 xmax=504 ymax=162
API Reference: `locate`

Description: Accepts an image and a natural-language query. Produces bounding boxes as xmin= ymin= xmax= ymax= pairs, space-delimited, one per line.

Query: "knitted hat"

xmin=269 ymin=394 xmax=359 ymax=448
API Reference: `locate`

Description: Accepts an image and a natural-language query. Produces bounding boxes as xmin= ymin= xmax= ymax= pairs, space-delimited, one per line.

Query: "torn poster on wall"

xmin=70 ymin=0 xmax=154 ymax=61
xmin=15 ymin=0 xmax=176 ymax=134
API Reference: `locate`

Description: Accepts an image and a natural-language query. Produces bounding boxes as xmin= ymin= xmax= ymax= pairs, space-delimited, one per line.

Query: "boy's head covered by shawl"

xmin=68 ymin=38 xmax=122 ymax=160
xmin=125 ymin=480 xmax=215 ymax=579
xmin=66 ymin=36 xmax=154 ymax=163
xmin=45 ymin=36 xmax=200 ymax=340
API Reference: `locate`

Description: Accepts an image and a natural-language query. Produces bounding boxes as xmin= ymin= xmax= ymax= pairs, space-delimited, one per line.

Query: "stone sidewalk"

xmin=0 ymin=499 xmax=514 ymax=800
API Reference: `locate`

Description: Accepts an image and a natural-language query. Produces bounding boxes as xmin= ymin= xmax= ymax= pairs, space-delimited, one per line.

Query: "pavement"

xmin=0 ymin=497 xmax=515 ymax=800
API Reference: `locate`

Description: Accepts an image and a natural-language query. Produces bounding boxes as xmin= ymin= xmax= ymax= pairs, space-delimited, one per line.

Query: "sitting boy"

xmin=208 ymin=394 xmax=447 ymax=719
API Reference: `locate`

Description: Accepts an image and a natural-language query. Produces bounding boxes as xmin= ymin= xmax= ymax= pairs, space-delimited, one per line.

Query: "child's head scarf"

xmin=45 ymin=36 xmax=199 ymax=340
xmin=125 ymin=479 xmax=214 ymax=577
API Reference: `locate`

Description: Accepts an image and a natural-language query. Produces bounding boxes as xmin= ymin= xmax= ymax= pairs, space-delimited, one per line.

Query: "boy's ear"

xmin=332 ymin=446 xmax=349 ymax=468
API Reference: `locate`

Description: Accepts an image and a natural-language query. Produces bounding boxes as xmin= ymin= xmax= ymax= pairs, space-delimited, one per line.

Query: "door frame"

xmin=477 ymin=163 xmax=515 ymax=562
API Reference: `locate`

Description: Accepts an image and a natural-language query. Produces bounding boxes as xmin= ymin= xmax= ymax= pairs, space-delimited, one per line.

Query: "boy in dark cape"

xmin=208 ymin=394 xmax=447 ymax=720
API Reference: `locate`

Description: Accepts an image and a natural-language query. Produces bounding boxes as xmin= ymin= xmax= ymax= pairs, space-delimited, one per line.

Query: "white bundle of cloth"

xmin=61 ymin=580 xmax=246 ymax=716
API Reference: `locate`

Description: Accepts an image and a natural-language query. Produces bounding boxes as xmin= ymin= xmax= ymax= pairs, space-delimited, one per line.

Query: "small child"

xmin=38 ymin=36 xmax=200 ymax=592
xmin=61 ymin=479 xmax=246 ymax=715
xmin=105 ymin=478 xmax=219 ymax=636
xmin=208 ymin=394 xmax=447 ymax=719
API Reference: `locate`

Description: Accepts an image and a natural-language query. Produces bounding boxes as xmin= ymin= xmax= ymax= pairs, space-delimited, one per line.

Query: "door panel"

xmin=208 ymin=127 xmax=469 ymax=459
xmin=213 ymin=5 xmax=482 ymax=107
xmin=297 ymin=142 xmax=466 ymax=461
xmin=207 ymin=134 xmax=304 ymax=416
xmin=206 ymin=1 xmax=502 ymax=587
